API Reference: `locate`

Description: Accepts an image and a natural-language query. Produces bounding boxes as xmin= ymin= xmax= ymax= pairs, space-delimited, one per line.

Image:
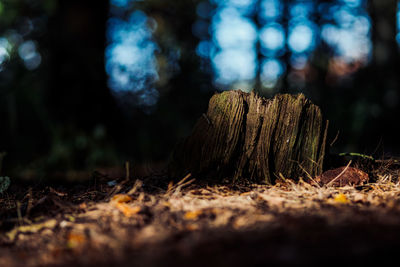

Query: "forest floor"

xmin=2 ymin=162 xmax=400 ymax=266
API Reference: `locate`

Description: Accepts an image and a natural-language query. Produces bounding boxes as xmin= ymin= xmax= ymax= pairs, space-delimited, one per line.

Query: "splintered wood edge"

xmin=169 ymin=90 xmax=328 ymax=184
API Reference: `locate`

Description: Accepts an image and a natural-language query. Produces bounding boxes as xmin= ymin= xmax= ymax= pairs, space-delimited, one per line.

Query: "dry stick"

xmin=330 ymin=130 xmax=340 ymax=147
xmin=171 ymin=178 xmax=195 ymax=197
xmin=127 ymin=179 xmax=143 ymax=195
xmin=16 ymin=201 xmax=23 ymax=226
xmin=326 ymin=160 xmax=352 ymax=187
xmin=375 ymin=158 xmax=400 ymax=164
xmin=167 ymin=173 xmax=194 ymax=196
xmin=177 ymin=173 xmax=192 ymax=186
xmin=167 ymin=173 xmax=192 ymax=193
xmin=25 ymin=187 xmax=33 ymax=218
xmin=107 ymin=161 xmax=132 ymax=199
xmin=290 ymin=158 xmax=321 ymax=188
xmin=297 ymin=164 xmax=321 ymax=188
xmin=125 ymin=161 xmax=130 ymax=181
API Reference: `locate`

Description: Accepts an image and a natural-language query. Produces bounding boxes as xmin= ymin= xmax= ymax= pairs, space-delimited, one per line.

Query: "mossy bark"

xmin=169 ymin=90 xmax=328 ymax=184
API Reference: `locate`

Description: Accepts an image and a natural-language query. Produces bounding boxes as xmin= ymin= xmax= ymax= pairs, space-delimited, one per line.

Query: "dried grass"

xmin=3 ymin=166 xmax=400 ymax=266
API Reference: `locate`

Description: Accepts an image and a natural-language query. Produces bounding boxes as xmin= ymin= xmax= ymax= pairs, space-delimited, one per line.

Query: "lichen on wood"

xmin=169 ymin=90 xmax=328 ymax=184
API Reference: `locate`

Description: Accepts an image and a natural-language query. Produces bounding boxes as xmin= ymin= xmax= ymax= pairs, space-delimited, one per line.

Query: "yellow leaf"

xmin=184 ymin=210 xmax=203 ymax=220
xmin=167 ymin=181 xmax=174 ymax=192
xmin=115 ymin=202 xmax=141 ymax=217
xmin=333 ymin=193 xmax=349 ymax=204
xmin=111 ymin=194 xmax=132 ymax=203
xmin=6 ymin=219 xmax=57 ymax=241
xmin=67 ymin=232 xmax=86 ymax=248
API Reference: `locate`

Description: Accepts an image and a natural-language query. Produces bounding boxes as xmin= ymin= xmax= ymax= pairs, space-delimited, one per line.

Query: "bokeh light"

xmin=343 ymin=0 xmax=362 ymax=8
xmin=18 ymin=40 xmax=41 ymax=70
xmin=213 ymin=48 xmax=256 ymax=84
xmin=260 ymin=24 xmax=285 ymax=53
xmin=290 ymin=2 xmax=312 ymax=19
xmin=288 ymin=23 xmax=315 ymax=53
xmin=196 ymin=40 xmax=214 ymax=58
xmin=110 ymin=0 xmax=132 ymax=8
xmin=397 ymin=1 xmax=400 ymax=45
xmin=211 ymin=0 xmax=255 ymax=14
xmin=321 ymin=13 xmax=371 ymax=62
xmin=0 ymin=37 xmax=10 ymax=71
xmin=212 ymin=8 xmax=256 ymax=49
xmin=105 ymin=8 xmax=159 ymax=106
xmin=260 ymin=0 xmax=282 ymax=21
xmin=210 ymin=4 xmax=257 ymax=88
xmin=290 ymin=54 xmax=308 ymax=70
xmin=261 ymin=58 xmax=284 ymax=88
xmin=105 ymin=0 xmax=374 ymax=97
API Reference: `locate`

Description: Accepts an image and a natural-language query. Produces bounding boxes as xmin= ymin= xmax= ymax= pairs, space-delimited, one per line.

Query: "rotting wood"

xmin=168 ymin=90 xmax=328 ymax=184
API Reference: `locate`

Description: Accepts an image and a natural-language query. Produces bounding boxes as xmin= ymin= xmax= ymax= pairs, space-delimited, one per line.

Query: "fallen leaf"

xmin=111 ymin=194 xmax=132 ymax=203
xmin=115 ymin=203 xmax=141 ymax=217
xmin=67 ymin=232 xmax=86 ymax=248
xmin=184 ymin=210 xmax=203 ymax=220
xmin=333 ymin=193 xmax=349 ymax=204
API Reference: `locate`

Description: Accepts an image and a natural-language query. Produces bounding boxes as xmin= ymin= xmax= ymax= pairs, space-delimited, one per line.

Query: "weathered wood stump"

xmin=169 ymin=90 xmax=328 ymax=184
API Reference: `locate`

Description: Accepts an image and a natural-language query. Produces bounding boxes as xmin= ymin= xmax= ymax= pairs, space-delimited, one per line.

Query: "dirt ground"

xmin=2 ymin=164 xmax=400 ymax=266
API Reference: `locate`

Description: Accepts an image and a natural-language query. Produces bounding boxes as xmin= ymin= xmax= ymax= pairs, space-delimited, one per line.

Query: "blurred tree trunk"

xmin=355 ymin=0 xmax=400 ymax=152
xmin=280 ymin=0 xmax=292 ymax=93
xmin=252 ymin=0 xmax=262 ymax=93
xmin=130 ymin=0 xmax=214 ymax=160
xmin=369 ymin=0 xmax=399 ymax=67
xmin=45 ymin=0 xmax=120 ymax=133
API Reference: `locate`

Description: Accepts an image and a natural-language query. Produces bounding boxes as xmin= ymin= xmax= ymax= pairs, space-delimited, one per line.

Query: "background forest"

xmin=0 ymin=0 xmax=400 ymax=177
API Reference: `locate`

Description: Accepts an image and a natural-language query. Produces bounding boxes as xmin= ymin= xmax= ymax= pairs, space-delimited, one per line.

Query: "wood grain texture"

xmin=169 ymin=90 xmax=328 ymax=184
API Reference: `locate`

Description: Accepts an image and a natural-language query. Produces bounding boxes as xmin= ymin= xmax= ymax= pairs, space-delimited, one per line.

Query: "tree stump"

xmin=168 ymin=90 xmax=328 ymax=184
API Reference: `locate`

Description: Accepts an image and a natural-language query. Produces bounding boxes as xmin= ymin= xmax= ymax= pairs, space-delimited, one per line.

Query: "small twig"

xmin=202 ymin=113 xmax=212 ymax=126
xmin=25 ymin=188 xmax=33 ymax=218
xmin=289 ymin=159 xmax=320 ymax=188
xmin=375 ymin=158 xmax=400 ymax=164
xmin=171 ymin=178 xmax=195 ymax=196
xmin=326 ymin=160 xmax=352 ymax=187
xmin=106 ymin=163 xmax=132 ymax=200
xmin=167 ymin=173 xmax=193 ymax=195
xmin=127 ymin=179 xmax=143 ymax=195
xmin=106 ymin=182 xmax=127 ymax=199
xmin=297 ymin=164 xmax=321 ymax=188
xmin=16 ymin=201 xmax=23 ymax=226
xmin=125 ymin=161 xmax=130 ymax=181
xmin=338 ymin=152 xmax=374 ymax=161
xmin=177 ymin=173 xmax=192 ymax=186
xmin=178 ymin=178 xmax=195 ymax=189
xmin=330 ymin=131 xmax=340 ymax=147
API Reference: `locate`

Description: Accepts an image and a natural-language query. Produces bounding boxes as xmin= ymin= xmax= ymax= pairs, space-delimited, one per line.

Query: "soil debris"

xmin=1 ymin=169 xmax=400 ymax=266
